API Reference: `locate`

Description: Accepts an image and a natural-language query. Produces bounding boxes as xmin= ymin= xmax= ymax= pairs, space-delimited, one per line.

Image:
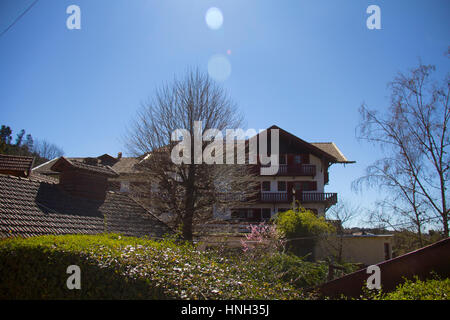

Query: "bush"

xmin=376 ymin=277 xmax=450 ymax=300
xmin=0 ymin=234 xmax=306 ymax=300
xmin=273 ymin=207 xmax=335 ymax=259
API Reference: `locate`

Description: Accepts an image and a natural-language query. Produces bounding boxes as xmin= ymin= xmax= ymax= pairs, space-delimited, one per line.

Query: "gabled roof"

xmin=311 ymin=142 xmax=355 ymax=164
xmin=51 ymin=157 xmax=119 ymax=178
xmin=260 ymin=125 xmax=354 ymax=164
xmin=0 ymin=174 xmax=173 ymax=238
xmin=0 ymin=154 xmax=34 ymax=177
xmin=32 ymin=157 xmax=84 ymax=175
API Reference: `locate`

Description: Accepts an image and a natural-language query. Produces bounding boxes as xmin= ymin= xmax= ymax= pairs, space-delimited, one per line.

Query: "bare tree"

xmin=126 ymin=69 xmax=259 ymax=240
xmin=354 ymin=62 xmax=449 ymax=238
xmin=326 ymin=199 xmax=361 ymax=263
xmin=33 ymin=139 xmax=64 ymax=160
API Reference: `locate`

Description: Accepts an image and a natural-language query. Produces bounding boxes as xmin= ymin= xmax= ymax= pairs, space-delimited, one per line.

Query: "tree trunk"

xmin=182 ymin=209 xmax=194 ymax=241
xmin=182 ymin=165 xmax=196 ymax=241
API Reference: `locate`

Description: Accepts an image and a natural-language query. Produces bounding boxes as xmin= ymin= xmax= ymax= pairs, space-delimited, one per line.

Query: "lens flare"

xmin=205 ymin=7 xmax=223 ymax=30
xmin=208 ymin=54 xmax=231 ymax=81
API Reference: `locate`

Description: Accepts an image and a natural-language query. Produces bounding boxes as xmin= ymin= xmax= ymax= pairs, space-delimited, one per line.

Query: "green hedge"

xmin=0 ymin=234 xmax=306 ymax=300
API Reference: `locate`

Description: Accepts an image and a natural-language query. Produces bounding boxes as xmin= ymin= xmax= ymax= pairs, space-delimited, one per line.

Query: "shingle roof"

xmin=0 ymin=154 xmax=34 ymax=177
xmin=0 ymin=174 xmax=173 ymax=239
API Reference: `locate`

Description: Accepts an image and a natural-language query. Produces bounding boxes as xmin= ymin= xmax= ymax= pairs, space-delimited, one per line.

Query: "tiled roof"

xmin=29 ymin=172 xmax=59 ymax=184
xmin=33 ymin=155 xmax=140 ymax=176
xmin=32 ymin=157 xmax=83 ymax=175
xmin=51 ymin=157 xmax=119 ymax=178
xmin=0 ymin=174 xmax=173 ymax=238
xmin=111 ymin=157 xmax=140 ymax=174
xmin=0 ymin=154 xmax=34 ymax=177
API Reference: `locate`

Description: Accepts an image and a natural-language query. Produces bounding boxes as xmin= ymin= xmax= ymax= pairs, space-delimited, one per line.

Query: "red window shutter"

xmin=287 ymin=154 xmax=294 ymax=165
xmin=302 ymin=153 xmax=310 ymax=164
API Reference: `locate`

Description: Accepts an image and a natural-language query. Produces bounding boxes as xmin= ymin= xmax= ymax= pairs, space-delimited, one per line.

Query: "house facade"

xmin=216 ymin=125 xmax=354 ymax=222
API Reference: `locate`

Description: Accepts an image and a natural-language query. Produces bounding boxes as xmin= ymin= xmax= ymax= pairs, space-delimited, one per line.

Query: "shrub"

xmin=376 ymin=277 xmax=450 ymax=300
xmin=273 ymin=207 xmax=336 ymax=259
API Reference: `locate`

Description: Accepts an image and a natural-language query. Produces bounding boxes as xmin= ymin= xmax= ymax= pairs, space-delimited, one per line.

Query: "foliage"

xmin=253 ymin=252 xmax=329 ymax=290
xmin=274 ymin=207 xmax=336 ymax=239
xmin=391 ymin=229 xmax=444 ymax=257
xmin=273 ymin=207 xmax=336 ymax=258
xmin=364 ymin=276 xmax=450 ymax=300
xmin=0 ymin=234 xmax=307 ymax=300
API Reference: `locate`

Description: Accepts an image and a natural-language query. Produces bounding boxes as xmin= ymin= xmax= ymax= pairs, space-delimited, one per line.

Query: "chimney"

xmin=51 ymin=157 xmax=118 ymax=201
xmin=117 ymin=152 xmax=122 ymax=160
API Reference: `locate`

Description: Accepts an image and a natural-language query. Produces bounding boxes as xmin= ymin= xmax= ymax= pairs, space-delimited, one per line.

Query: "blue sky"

xmin=1 ymin=0 xmax=449 ymax=226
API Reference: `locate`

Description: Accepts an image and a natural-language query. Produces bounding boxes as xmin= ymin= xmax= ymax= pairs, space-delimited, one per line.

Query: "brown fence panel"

xmin=317 ymin=237 xmax=450 ymax=298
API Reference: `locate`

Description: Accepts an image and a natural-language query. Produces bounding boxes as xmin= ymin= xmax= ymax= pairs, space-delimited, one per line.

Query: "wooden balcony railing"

xmin=259 ymin=192 xmax=338 ymax=205
xmin=298 ymin=192 xmax=337 ymax=205
xmin=260 ymin=164 xmax=316 ymax=176
xmin=260 ymin=192 xmax=289 ymax=203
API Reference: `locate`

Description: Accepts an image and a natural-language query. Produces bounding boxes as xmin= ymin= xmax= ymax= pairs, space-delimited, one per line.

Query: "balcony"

xmin=260 ymin=192 xmax=289 ymax=203
xmin=259 ymin=164 xmax=316 ymax=176
xmin=297 ymin=192 xmax=337 ymax=205
xmin=259 ymin=192 xmax=337 ymax=205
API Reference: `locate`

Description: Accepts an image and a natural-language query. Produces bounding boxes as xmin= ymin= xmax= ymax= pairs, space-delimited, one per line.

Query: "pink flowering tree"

xmin=240 ymin=222 xmax=285 ymax=257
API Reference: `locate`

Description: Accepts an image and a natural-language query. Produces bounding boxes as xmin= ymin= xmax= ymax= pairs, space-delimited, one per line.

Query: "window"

xmin=279 ymin=154 xmax=287 ymax=165
xmin=262 ymin=208 xmax=271 ymax=219
xmin=293 ymin=181 xmax=317 ymax=191
xmin=294 ymin=155 xmax=302 ymax=164
xmin=277 ymin=181 xmax=287 ymax=192
xmin=238 ymin=209 xmax=247 ymax=219
xmin=120 ymin=181 xmax=130 ymax=193
xmin=277 ymin=208 xmax=289 ymax=213
xmin=247 ymin=210 xmax=254 ymax=218
xmin=262 ymin=181 xmax=271 ymax=192
xmin=294 ymin=182 xmax=302 ymax=190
